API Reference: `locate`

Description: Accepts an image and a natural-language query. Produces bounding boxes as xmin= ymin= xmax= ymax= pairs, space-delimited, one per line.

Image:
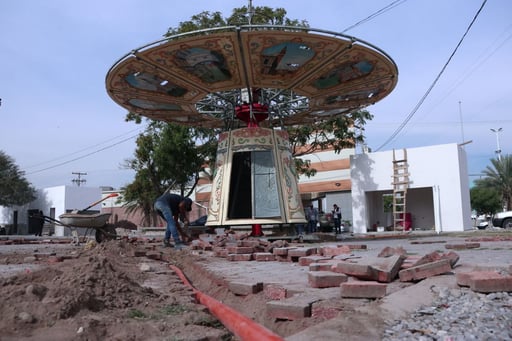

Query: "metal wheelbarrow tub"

xmin=58 ymin=212 xmax=112 ymax=228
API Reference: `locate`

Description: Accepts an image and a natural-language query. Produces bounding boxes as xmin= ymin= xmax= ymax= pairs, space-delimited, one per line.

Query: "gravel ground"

xmin=383 ymin=288 xmax=512 ymax=340
xmin=350 ymin=231 xmax=512 ymax=341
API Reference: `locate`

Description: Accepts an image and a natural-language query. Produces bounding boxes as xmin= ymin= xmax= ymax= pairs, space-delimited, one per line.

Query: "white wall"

xmin=0 ymin=186 xmax=102 ymax=235
xmin=40 ymin=186 xmax=102 ymax=236
xmin=351 ymin=143 xmax=472 ymax=233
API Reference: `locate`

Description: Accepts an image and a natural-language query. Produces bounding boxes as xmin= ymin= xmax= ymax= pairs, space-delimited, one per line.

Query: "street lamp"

xmin=490 ymin=128 xmax=503 ymax=161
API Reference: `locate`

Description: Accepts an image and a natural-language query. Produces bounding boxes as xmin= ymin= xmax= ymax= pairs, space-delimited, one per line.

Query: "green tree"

xmin=475 ymin=155 xmax=512 ymax=211
xmin=470 ymin=185 xmax=501 ymax=216
xmin=122 ymin=122 xmax=216 ymax=226
xmin=0 ymin=151 xmax=36 ymax=206
xmin=289 ymin=110 xmax=372 ymax=176
xmin=165 ymin=6 xmax=308 ymax=36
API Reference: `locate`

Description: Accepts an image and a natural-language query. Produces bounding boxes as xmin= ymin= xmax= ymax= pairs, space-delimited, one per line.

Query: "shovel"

xmin=73 ymin=193 xmax=119 ymax=213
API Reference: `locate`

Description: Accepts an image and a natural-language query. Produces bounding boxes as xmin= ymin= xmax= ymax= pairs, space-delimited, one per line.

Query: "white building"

xmin=1 ymin=185 xmax=102 ymax=236
xmin=351 ymin=143 xmax=472 ymax=233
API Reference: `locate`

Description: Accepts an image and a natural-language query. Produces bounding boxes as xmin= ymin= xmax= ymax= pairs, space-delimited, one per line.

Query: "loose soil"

xmin=0 ymin=240 xmax=232 ymax=341
xmin=0 ymin=239 xmax=387 ymax=340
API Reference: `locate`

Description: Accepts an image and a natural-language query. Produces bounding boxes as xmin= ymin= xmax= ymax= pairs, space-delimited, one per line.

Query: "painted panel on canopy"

xmin=309 ymin=77 xmax=396 ymax=111
xmin=107 ymin=91 xmax=222 ymax=127
xmin=297 ymin=44 xmax=398 ymax=98
xmin=137 ymin=32 xmax=245 ymax=92
xmin=241 ymin=30 xmax=352 ymax=92
xmin=106 ymin=57 xmax=207 ymax=104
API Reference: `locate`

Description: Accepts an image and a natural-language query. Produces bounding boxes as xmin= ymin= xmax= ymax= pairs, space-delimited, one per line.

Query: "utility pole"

xmin=458 ymin=101 xmax=465 ymax=145
xmin=490 ymin=128 xmax=503 ymax=161
xmin=71 ymin=172 xmax=87 ymax=187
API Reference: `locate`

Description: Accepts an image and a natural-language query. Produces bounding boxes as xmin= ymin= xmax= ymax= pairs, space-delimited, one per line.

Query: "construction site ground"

xmin=0 ymin=228 xmax=511 ymax=341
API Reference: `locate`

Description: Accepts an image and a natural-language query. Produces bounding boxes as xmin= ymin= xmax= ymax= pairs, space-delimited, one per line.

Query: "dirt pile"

xmin=0 ymin=240 xmax=232 ymax=341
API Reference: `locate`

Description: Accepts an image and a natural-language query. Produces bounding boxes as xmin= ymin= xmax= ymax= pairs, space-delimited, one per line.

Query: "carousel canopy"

xmin=106 ymin=25 xmax=398 ymax=128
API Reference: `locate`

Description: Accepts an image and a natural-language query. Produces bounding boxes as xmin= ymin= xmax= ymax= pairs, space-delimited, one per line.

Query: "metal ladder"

xmin=392 ymin=149 xmax=409 ymax=231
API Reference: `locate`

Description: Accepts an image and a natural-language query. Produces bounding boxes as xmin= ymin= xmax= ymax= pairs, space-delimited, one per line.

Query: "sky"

xmin=1 ymin=0 xmax=511 ymax=190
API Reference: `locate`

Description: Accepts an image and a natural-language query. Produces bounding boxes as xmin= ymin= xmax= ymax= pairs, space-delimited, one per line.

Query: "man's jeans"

xmin=154 ymin=200 xmax=181 ymax=243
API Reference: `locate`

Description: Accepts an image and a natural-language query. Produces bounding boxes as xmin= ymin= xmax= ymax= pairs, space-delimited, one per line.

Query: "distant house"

xmin=351 ymin=143 xmax=472 ymax=233
xmin=0 ymin=185 xmax=102 ymax=236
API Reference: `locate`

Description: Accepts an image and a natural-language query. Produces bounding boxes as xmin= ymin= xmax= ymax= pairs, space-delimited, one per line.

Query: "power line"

xmin=341 ymin=0 xmax=408 ymax=33
xmin=26 ymin=134 xmax=139 ymax=175
xmin=23 ymin=127 xmax=144 ymax=170
xmin=408 ymin=26 xmax=512 ymax=126
xmin=374 ymin=0 xmax=489 ymax=152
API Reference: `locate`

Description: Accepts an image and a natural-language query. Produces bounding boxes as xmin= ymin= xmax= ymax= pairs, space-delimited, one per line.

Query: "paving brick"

xmin=321 ymin=245 xmax=351 ymax=257
xmin=266 ymin=296 xmax=314 ymax=320
xmin=377 ymin=246 xmax=407 ymax=257
xmin=346 ymin=244 xmax=367 ymax=250
xmin=227 ymin=253 xmax=252 ymax=261
xmin=228 ymin=281 xmax=263 ymax=295
xmin=309 ymin=262 xmax=337 ymax=272
xmin=308 ymin=271 xmax=348 ymax=288
xmin=410 ymin=240 xmax=447 ymax=245
xmin=213 ymin=247 xmax=229 ymax=258
xmin=409 ymin=251 xmax=441 ymax=267
xmin=334 ymin=255 xmax=405 ymax=282
xmin=335 ymin=261 xmax=375 ymax=279
xmin=332 ymin=254 xmax=360 ymax=261
xmin=470 ymin=275 xmax=512 ymax=293
xmin=226 ymin=246 xmax=254 ymax=254
xmin=240 ymin=240 xmax=260 ymax=248
xmin=340 ymin=281 xmax=387 ymax=298
xmin=273 ymin=247 xmax=293 ymax=256
xmin=275 ymin=255 xmax=289 ymax=262
xmin=253 ymin=252 xmax=275 ymax=261
xmin=457 ymin=271 xmax=512 ymax=292
xmin=399 ymin=259 xmax=452 ymax=282
xmin=299 ymin=255 xmax=331 ymax=266
xmin=456 ymin=271 xmax=500 ymax=287
xmin=441 ymin=251 xmax=460 ymax=267
xmin=370 ymin=255 xmax=406 ymax=282
xmin=402 ymin=255 xmax=421 ymax=269
xmin=264 ymin=284 xmax=287 ymax=300
xmin=311 ymin=301 xmax=342 ymax=319
xmin=445 ymin=242 xmax=480 ymax=250
xmin=288 ymin=247 xmax=317 ymax=258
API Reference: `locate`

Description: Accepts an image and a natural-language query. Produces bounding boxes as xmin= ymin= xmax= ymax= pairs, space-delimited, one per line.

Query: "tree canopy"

xmin=165 ymin=6 xmax=308 ymax=35
xmin=473 ymin=155 xmax=512 ymax=211
xmin=122 ymin=121 xmax=216 ymax=225
xmin=0 ymin=150 xmax=36 ymax=206
xmin=470 ymin=185 xmax=501 ymax=216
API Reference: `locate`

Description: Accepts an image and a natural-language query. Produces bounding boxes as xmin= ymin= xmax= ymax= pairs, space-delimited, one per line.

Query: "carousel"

xmin=105 ymin=12 xmax=398 ymax=235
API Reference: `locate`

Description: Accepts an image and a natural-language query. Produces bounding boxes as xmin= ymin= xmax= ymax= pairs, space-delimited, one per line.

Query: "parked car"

xmin=491 ymin=211 xmax=512 ymax=229
xmin=475 ymin=215 xmax=489 ymax=230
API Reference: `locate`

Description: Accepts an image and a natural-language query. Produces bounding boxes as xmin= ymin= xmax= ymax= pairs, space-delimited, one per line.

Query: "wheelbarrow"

xmin=30 ymin=193 xmax=119 ymax=244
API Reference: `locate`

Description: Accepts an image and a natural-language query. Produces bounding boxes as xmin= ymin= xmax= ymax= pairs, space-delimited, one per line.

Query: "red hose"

xmin=169 ymin=264 xmax=284 ymax=341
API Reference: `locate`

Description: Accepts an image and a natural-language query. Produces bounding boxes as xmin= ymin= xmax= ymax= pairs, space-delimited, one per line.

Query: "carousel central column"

xmin=205 ymin=125 xmax=305 ymax=232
